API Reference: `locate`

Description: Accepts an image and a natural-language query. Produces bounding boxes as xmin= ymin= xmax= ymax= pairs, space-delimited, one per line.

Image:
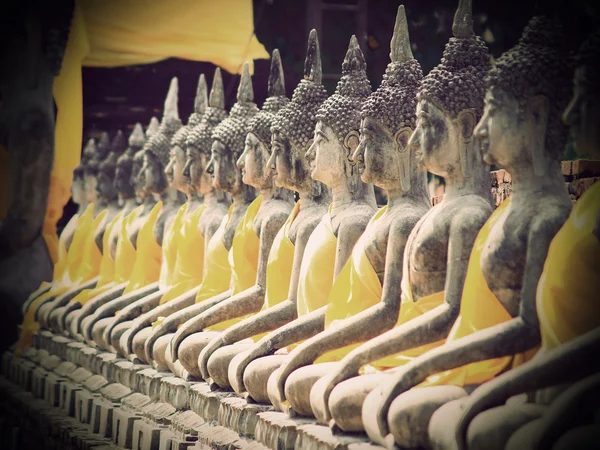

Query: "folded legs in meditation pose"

xmin=108 ymin=68 xmax=232 ymax=360
xmin=143 ymin=51 xmax=298 ymax=381
xmin=428 ymin=28 xmax=600 ymax=450
xmin=84 ymin=73 xmax=227 ymax=353
xmin=196 ymin=30 xmax=332 ymax=392
xmin=227 ymin=33 xmax=378 ymax=406
xmin=137 ymin=63 xmax=262 ymax=377
xmin=66 ymin=78 xmax=186 ymax=345
xmin=264 ymin=6 xmax=435 ymax=418
xmin=352 ymin=13 xmax=573 ymax=449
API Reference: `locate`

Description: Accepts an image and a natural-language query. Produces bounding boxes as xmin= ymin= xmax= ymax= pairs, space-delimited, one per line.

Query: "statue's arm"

xmin=454 ymin=327 xmax=600 ymax=450
xmin=147 ymin=289 xmax=231 ymax=359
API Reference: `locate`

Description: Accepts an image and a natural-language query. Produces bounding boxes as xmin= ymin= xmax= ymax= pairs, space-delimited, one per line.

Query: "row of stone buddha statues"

xmin=18 ymin=0 xmax=600 ymax=448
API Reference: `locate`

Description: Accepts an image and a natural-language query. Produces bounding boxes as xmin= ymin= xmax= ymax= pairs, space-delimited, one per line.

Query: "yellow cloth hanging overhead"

xmin=418 ymin=198 xmax=538 ymax=388
xmin=42 ymin=0 xmax=268 ymax=264
xmin=537 ymin=181 xmax=600 ymax=351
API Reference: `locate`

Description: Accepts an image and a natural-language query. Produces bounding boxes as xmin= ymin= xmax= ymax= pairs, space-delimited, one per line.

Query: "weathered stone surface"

xmin=218 ymin=396 xmax=273 ymax=438
xmin=190 ymin=382 xmax=238 ymax=422
xmin=254 ymin=411 xmax=314 ymax=450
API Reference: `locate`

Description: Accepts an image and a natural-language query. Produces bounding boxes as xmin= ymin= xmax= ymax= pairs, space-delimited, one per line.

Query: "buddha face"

xmin=355 ymin=117 xmax=411 ymax=190
xmin=306 ymin=121 xmax=350 ymax=188
xmin=207 ymin=140 xmax=241 ymax=194
xmin=475 ymin=87 xmax=545 ymax=171
xmin=409 ymin=98 xmax=476 ymax=178
xmin=237 ymin=132 xmax=270 ymax=189
xmin=132 ymin=151 xmax=146 ymax=199
xmin=114 ymin=157 xmax=135 ymax=199
xmin=71 ymin=176 xmax=86 ymax=205
xmin=268 ymin=129 xmax=312 ymax=192
xmin=97 ymin=167 xmax=117 ymax=202
xmin=141 ymin=151 xmax=168 ymax=195
xmin=563 ymin=66 xmax=600 ymax=160
xmin=184 ymin=147 xmax=213 ymax=195
xmin=84 ymin=173 xmax=99 ymax=203
xmin=165 ymin=145 xmax=189 ymax=194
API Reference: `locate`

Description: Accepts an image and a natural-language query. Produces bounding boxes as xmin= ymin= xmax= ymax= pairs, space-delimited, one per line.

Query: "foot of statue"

xmin=329 ymin=373 xmax=384 ymax=432
xmin=242 ymin=355 xmax=288 ymax=404
xmin=206 ymin=342 xmax=254 ymax=388
xmin=282 ymin=362 xmax=338 ymax=417
xmin=173 ymin=332 xmax=221 ymax=379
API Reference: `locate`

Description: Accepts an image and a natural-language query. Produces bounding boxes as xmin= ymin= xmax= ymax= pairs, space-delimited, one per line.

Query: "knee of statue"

xmin=207 ymin=343 xmax=254 ymax=389
xmin=48 ymin=307 xmax=65 ymax=332
xmin=65 ymin=310 xmax=80 ymax=337
xmin=285 ymin=363 xmax=337 ymax=417
xmin=387 ymin=386 xmax=468 ymax=449
xmin=465 ymin=403 xmax=546 ymax=450
xmin=428 ymin=397 xmax=470 ymax=450
xmin=505 ymin=418 xmax=544 ymax=450
xmin=91 ymin=317 xmax=113 ymax=350
xmin=132 ymin=327 xmax=153 ymax=363
xmin=178 ymin=333 xmax=219 ymax=379
xmin=80 ymin=315 xmax=95 ymax=341
xmin=243 ymin=355 xmax=287 ymax=404
xmin=329 ymin=375 xmax=383 ymax=432
xmin=111 ymin=320 xmax=134 ymax=355
xmin=153 ymin=333 xmax=173 ymax=366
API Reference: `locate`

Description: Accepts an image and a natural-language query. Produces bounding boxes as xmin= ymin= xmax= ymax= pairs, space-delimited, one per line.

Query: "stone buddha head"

xmin=114 ymin=123 xmax=145 ymax=200
xmin=355 ymin=5 xmax=426 ymax=196
xmin=563 ymin=30 xmax=600 ymax=160
xmin=208 ymin=63 xmax=259 ymax=196
xmin=475 ymin=16 xmax=572 ymax=176
xmin=306 ymin=35 xmax=372 ymax=195
xmin=268 ymin=29 xmax=329 ymax=195
xmin=184 ymin=68 xmax=228 ymax=195
xmin=166 ymin=75 xmax=208 ymax=196
xmin=72 ymin=138 xmax=95 ymax=206
xmin=409 ymin=0 xmax=490 ymax=191
xmin=95 ymin=130 xmax=126 ymax=204
xmin=141 ymin=77 xmax=182 ymax=195
xmin=239 ymin=49 xmax=289 ymax=190
xmin=83 ymin=132 xmax=111 ymax=203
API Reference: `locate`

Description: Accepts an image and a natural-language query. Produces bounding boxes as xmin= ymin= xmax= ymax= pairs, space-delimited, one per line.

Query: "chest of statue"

xmin=363 ymin=213 xmax=394 ymax=280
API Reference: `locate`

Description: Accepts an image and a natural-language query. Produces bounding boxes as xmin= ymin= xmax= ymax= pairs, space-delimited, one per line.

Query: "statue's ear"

xmin=395 ymin=127 xmax=413 ymax=192
xmin=457 ymin=109 xmax=477 ymax=177
xmin=344 ymin=130 xmax=360 ymax=160
xmin=528 ymin=94 xmax=550 ymax=177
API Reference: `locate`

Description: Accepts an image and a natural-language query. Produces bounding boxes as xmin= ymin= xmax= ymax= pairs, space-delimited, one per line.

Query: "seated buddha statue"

xmin=308 ymin=1 xmax=494 ymax=431
xmin=153 ymin=50 xmax=297 ymax=381
xmin=106 ymin=68 xmax=231 ymax=359
xmin=86 ymin=72 xmax=229 ymax=353
xmin=227 ymin=34 xmax=378 ymax=406
xmin=198 ymin=32 xmax=331 ymax=390
xmin=134 ymin=63 xmax=260 ymax=376
xmin=429 ymin=28 xmax=600 ymax=450
xmin=265 ymin=6 xmax=433 ymax=417
xmin=70 ymin=78 xmax=185 ymax=342
xmin=355 ymin=13 xmax=574 ymax=449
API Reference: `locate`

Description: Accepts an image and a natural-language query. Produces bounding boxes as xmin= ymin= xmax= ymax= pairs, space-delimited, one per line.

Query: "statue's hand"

xmin=267 ymin=367 xmax=287 ymax=411
xmin=198 ymin=336 xmax=223 ymax=380
xmin=228 ymin=350 xmax=252 ymax=394
xmin=362 ymin=384 xmax=397 ymax=449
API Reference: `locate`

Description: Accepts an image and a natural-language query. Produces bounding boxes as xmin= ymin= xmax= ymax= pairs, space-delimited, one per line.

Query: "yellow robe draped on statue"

xmin=38 ymin=0 xmax=267 ymax=264
xmin=418 ymin=198 xmax=537 ymax=388
xmin=158 ymin=204 xmax=207 ymax=305
xmin=537 ymin=181 xmax=600 ymax=351
xmin=295 ymin=206 xmax=338 ymax=318
xmin=206 ymin=196 xmax=263 ymax=331
xmin=123 ymin=202 xmax=163 ymax=294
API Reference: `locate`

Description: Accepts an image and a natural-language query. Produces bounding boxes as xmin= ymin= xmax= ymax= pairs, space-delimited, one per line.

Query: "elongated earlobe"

xmin=529 ymin=95 xmax=550 ymax=177
xmin=457 ymin=109 xmax=476 ymax=177
xmin=395 ymin=127 xmax=413 ymax=192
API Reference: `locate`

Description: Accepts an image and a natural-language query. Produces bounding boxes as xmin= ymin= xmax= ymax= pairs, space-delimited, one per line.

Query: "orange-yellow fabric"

xmin=158 ymin=204 xmax=189 ymax=292
xmin=41 ymin=0 xmax=267 ymax=262
xmin=194 ymin=205 xmax=234 ymax=304
xmin=123 ymin=201 xmax=163 ymax=294
xmin=295 ymin=206 xmax=338 ymax=317
xmin=112 ymin=205 xmax=143 ymax=282
xmin=207 ymin=196 xmax=263 ymax=331
xmin=17 ymin=203 xmax=101 ymax=354
xmin=159 ymin=203 xmax=206 ymax=305
xmin=419 ymin=198 xmax=537 ymax=388
xmin=537 ymin=181 xmax=600 ymax=351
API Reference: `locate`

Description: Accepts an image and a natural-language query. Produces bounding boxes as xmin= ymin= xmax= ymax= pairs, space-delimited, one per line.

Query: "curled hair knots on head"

xmin=171 ymin=125 xmax=190 ymax=150
xmin=361 ymin=58 xmax=423 ymax=133
xmin=316 ymin=35 xmax=371 ymax=144
xmin=248 ymin=96 xmax=289 ymax=147
xmin=186 ymin=107 xmax=229 ymax=155
xmin=486 ymin=16 xmax=573 ymax=158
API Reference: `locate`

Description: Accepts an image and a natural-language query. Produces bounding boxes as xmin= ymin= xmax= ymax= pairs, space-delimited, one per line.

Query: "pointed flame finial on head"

xmin=129 ymin=123 xmax=145 ymax=148
xmin=146 ymin=117 xmax=160 ymax=139
xmin=97 ymin=131 xmax=111 ymax=159
xmin=194 ymin=74 xmax=208 ymax=114
xmin=268 ymin=49 xmax=286 ymax=97
xmin=391 ymin=5 xmax=414 ymax=62
xmin=83 ymin=138 xmax=96 ymax=160
xmin=304 ymin=29 xmax=322 ymax=84
xmin=453 ymin=0 xmax=474 ymax=38
xmin=237 ymin=62 xmax=254 ymax=103
xmin=163 ymin=77 xmax=180 ymax=121
xmin=209 ymin=67 xmax=225 ymax=109
xmin=342 ymin=35 xmax=367 ymax=74
xmin=111 ymin=130 xmax=127 ymax=155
